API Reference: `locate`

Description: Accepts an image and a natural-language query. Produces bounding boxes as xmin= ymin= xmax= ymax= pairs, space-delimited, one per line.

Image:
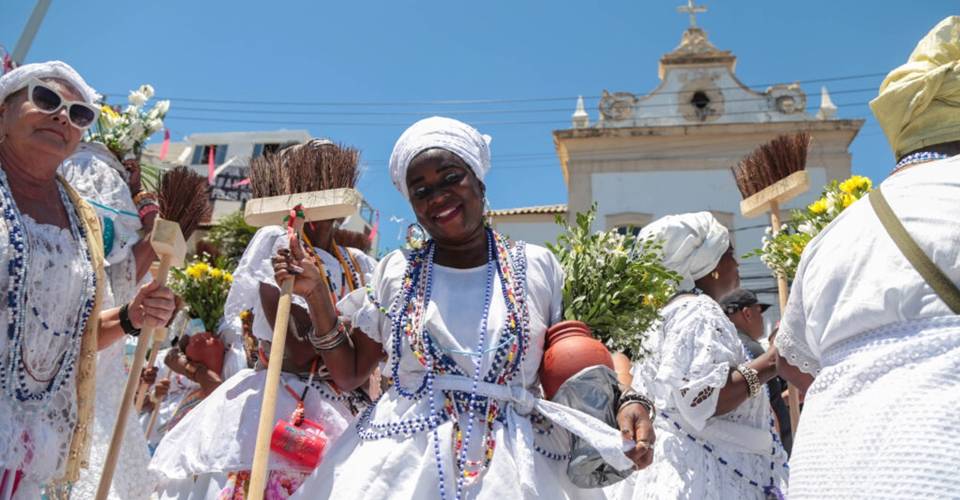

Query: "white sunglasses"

xmin=23 ymin=78 xmax=100 ymax=130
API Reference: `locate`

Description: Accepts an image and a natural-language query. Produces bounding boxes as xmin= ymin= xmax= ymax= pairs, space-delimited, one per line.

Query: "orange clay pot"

xmin=539 ymin=320 xmax=614 ymax=400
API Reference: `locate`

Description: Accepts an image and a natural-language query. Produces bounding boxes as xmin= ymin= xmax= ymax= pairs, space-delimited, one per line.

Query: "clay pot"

xmin=185 ymin=331 xmax=226 ymax=376
xmin=539 ymin=320 xmax=614 ymax=400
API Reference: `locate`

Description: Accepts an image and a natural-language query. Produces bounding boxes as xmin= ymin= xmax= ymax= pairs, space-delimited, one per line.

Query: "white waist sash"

xmin=432 ymin=375 xmax=634 ymax=495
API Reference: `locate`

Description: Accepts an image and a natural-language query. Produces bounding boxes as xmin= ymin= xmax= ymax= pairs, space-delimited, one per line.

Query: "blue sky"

xmin=2 ymin=1 xmax=953 ymax=251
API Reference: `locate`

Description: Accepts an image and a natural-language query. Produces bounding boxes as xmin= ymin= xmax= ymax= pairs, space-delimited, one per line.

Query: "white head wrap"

xmin=638 ymin=211 xmax=730 ymax=290
xmin=388 ymin=116 xmax=492 ymax=199
xmin=0 ymin=60 xmax=99 ymax=105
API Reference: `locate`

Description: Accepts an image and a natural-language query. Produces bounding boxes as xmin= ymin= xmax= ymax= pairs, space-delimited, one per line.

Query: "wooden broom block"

xmin=243 ymin=188 xmax=361 ymax=227
xmin=740 ymin=171 xmax=810 ymax=218
xmin=96 ymin=219 xmax=185 ymax=500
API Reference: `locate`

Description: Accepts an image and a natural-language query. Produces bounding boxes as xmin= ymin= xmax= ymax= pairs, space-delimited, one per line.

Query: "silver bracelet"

xmin=618 ymin=390 xmax=656 ymax=422
xmin=736 ymin=364 xmax=762 ymax=398
xmin=307 ymin=316 xmax=348 ymax=351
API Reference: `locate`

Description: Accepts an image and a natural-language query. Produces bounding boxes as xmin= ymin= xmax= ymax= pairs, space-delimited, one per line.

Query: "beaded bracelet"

xmin=618 ymin=390 xmax=656 ymax=421
xmin=736 ymin=364 xmax=762 ymax=398
xmin=138 ymin=203 xmax=159 ymax=220
xmin=119 ymin=303 xmax=141 ymax=337
xmin=133 ymin=191 xmax=158 ymax=207
xmin=307 ymin=317 xmax=349 ymax=351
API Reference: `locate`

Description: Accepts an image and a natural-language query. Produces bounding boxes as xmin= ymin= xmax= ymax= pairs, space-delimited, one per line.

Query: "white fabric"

xmin=612 ymin=294 xmax=788 ymax=499
xmin=149 ymin=369 xmax=362 ymax=478
xmin=0 ymin=214 xmax=86 ymax=496
xmin=221 ymin=225 xmax=376 ymax=346
xmin=638 ymin=212 xmax=730 ymax=290
xmin=388 ymin=116 xmax=492 ymax=199
xmin=776 ymin=156 xmax=960 ymax=498
xmin=0 ymin=60 xmax=99 ymax=105
xmin=290 ymin=244 xmax=623 ymax=500
xmin=59 ymin=142 xmax=142 ymax=266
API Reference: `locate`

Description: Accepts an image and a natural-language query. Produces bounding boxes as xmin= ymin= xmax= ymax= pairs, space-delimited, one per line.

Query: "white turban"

xmin=388 ymin=116 xmax=491 ymax=199
xmin=0 ymin=60 xmax=99 ymax=105
xmin=639 ymin=212 xmax=730 ymax=290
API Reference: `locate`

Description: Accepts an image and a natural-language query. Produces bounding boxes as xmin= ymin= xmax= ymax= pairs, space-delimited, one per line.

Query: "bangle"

xmin=618 ymin=390 xmax=656 ymax=422
xmin=119 ymin=304 xmax=141 ymax=337
xmin=133 ymin=191 xmax=158 ymax=206
xmin=307 ymin=316 xmax=349 ymax=351
xmin=736 ymin=364 xmax=762 ymax=398
xmin=138 ymin=203 xmax=159 ymax=220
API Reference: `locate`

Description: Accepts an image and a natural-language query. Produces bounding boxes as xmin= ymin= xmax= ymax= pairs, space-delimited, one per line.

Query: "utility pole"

xmin=11 ymin=0 xmax=53 ymax=66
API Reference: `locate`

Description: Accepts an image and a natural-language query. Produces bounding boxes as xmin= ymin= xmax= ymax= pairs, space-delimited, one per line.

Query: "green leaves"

xmin=548 ymin=205 xmax=680 ymax=359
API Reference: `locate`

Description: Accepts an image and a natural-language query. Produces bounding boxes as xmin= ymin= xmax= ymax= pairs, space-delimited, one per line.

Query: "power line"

xmin=103 ymin=71 xmax=886 ymax=108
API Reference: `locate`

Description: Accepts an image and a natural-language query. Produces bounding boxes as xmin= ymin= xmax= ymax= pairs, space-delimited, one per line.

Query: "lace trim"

xmin=775 ymin=325 xmax=821 ymax=376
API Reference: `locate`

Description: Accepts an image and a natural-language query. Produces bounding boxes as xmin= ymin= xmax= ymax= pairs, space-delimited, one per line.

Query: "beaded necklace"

xmin=892 ymin=151 xmax=951 ymax=174
xmin=356 ymin=228 xmax=530 ymax=500
xmin=0 ymin=167 xmax=97 ymax=403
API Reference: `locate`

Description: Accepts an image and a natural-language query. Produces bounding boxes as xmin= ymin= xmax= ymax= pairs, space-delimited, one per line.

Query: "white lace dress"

xmin=60 ymin=143 xmax=155 ymax=500
xmin=776 ymin=157 xmax=960 ymax=498
xmin=149 ymin=226 xmax=375 ymax=499
xmin=611 ymin=294 xmax=788 ymax=500
xmin=0 ymin=211 xmax=91 ymax=499
xmin=289 ymin=243 xmax=634 ymax=500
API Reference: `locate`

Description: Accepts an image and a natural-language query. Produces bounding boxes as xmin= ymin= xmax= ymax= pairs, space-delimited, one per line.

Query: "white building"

xmin=144 ymin=129 xmax=379 ymax=253
xmin=491 ymin=8 xmax=863 ymax=318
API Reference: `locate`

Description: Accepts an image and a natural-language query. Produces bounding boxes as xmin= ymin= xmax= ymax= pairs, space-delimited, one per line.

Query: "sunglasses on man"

xmin=22 ymin=78 xmax=100 ymax=130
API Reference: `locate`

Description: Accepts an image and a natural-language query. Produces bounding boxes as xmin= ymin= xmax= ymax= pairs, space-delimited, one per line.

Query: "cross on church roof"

xmin=677 ymin=0 xmax=707 ymax=28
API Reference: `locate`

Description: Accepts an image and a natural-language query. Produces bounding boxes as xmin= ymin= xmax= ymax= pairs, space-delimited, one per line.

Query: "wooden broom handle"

xmin=96 ymin=254 xmax=173 ymax=500
xmin=768 ymin=203 xmax=802 ymax=433
xmin=248 ymin=220 xmax=304 ymax=500
xmin=135 ymin=332 xmax=166 ymax=411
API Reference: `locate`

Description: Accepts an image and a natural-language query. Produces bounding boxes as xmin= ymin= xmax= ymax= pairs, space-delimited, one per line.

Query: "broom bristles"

xmin=158 ymin=166 xmax=212 ymax=240
xmin=333 ymin=228 xmax=372 ymax=254
xmin=250 ymin=140 xmax=360 ymax=199
xmin=732 ymin=132 xmax=811 ymax=199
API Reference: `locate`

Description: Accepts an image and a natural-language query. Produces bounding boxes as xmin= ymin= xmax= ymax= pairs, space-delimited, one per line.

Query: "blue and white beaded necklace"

xmin=0 ymin=166 xmax=97 ymax=403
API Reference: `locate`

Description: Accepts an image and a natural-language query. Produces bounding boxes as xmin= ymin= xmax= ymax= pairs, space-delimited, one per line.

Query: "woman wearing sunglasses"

xmin=0 ymin=61 xmax=176 ymax=498
xmin=279 ymin=117 xmax=653 ymax=500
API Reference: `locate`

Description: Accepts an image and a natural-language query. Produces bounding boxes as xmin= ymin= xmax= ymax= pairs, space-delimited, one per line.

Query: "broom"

xmin=732 ymin=132 xmax=810 ymax=434
xmin=98 ymin=166 xmax=211 ymax=499
xmin=246 ymin=141 xmax=360 ymax=500
xmin=136 ymin=166 xmax=212 ymax=411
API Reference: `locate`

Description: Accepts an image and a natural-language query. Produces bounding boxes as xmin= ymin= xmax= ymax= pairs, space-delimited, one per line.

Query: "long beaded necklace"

xmin=355 ymin=228 xmax=530 ymax=500
xmin=0 ymin=167 xmax=97 ymax=403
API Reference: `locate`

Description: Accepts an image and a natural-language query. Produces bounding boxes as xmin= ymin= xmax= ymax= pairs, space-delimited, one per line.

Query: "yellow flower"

xmin=193 ymin=262 xmax=210 ymax=275
xmin=185 ymin=266 xmax=202 ymax=279
xmin=209 ymin=268 xmax=223 ymax=279
xmin=101 ymin=105 xmax=120 ymax=120
xmin=808 ymin=198 xmax=828 ymax=214
xmin=840 ymin=175 xmax=872 ymax=194
xmin=224 ymin=273 xmax=233 ymax=283
xmin=792 ymin=242 xmax=805 ymax=254
xmin=842 ymin=193 xmax=855 ymax=208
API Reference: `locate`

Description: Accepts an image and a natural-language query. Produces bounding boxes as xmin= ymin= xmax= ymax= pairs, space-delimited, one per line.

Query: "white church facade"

xmin=490 ymin=6 xmax=863 ymax=316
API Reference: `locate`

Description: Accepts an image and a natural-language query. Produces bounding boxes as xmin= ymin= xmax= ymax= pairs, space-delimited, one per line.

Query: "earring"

xmin=711 ymin=271 xmax=720 ymax=280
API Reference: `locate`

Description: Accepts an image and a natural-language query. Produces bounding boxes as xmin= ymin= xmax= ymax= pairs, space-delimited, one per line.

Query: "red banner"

xmin=158 ymin=128 xmax=170 ymax=160
xmin=207 ymin=145 xmax=216 ymax=185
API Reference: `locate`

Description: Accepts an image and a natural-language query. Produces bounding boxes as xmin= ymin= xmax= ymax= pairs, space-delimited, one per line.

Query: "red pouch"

xmin=270 ymin=417 xmax=327 ymax=469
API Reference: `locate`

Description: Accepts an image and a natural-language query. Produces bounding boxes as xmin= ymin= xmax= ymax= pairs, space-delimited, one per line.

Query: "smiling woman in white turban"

xmin=268 ymin=116 xmax=654 ymax=500
xmin=0 ymin=61 xmax=175 ymax=499
xmin=615 ymin=212 xmax=788 ymax=500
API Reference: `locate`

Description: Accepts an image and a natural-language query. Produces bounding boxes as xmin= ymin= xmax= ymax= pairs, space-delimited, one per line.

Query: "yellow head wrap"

xmin=870 ymin=16 xmax=960 ymax=159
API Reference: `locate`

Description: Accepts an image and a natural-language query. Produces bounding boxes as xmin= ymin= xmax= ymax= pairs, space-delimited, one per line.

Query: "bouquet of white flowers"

xmin=87 ymin=84 xmax=169 ymax=160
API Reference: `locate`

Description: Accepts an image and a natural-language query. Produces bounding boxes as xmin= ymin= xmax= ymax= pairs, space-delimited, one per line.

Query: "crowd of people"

xmin=0 ymin=15 xmax=957 ymax=500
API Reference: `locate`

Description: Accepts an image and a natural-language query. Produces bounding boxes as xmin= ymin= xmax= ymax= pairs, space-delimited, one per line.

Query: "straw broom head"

xmin=249 ymin=140 xmax=360 ymax=199
xmin=732 ymin=132 xmax=811 ymax=199
xmin=158 ymin=166 xmax=212 ymax=240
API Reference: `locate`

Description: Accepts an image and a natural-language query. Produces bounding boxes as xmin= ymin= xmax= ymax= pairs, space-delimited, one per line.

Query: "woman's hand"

xmin=617 ymin=403 xmax=656 ymax=470
xmin=271 ymin=235 xmax=325 ymax=298
xmin=128 ymin=280 xmax=176 ymax=329
xmin=124 ymin=158 xmax=143 ymax=195
xmin=140 ymin=365 xmax=159 ymax=386
xmin=153 ymin=378 xmax=170 ymax=400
